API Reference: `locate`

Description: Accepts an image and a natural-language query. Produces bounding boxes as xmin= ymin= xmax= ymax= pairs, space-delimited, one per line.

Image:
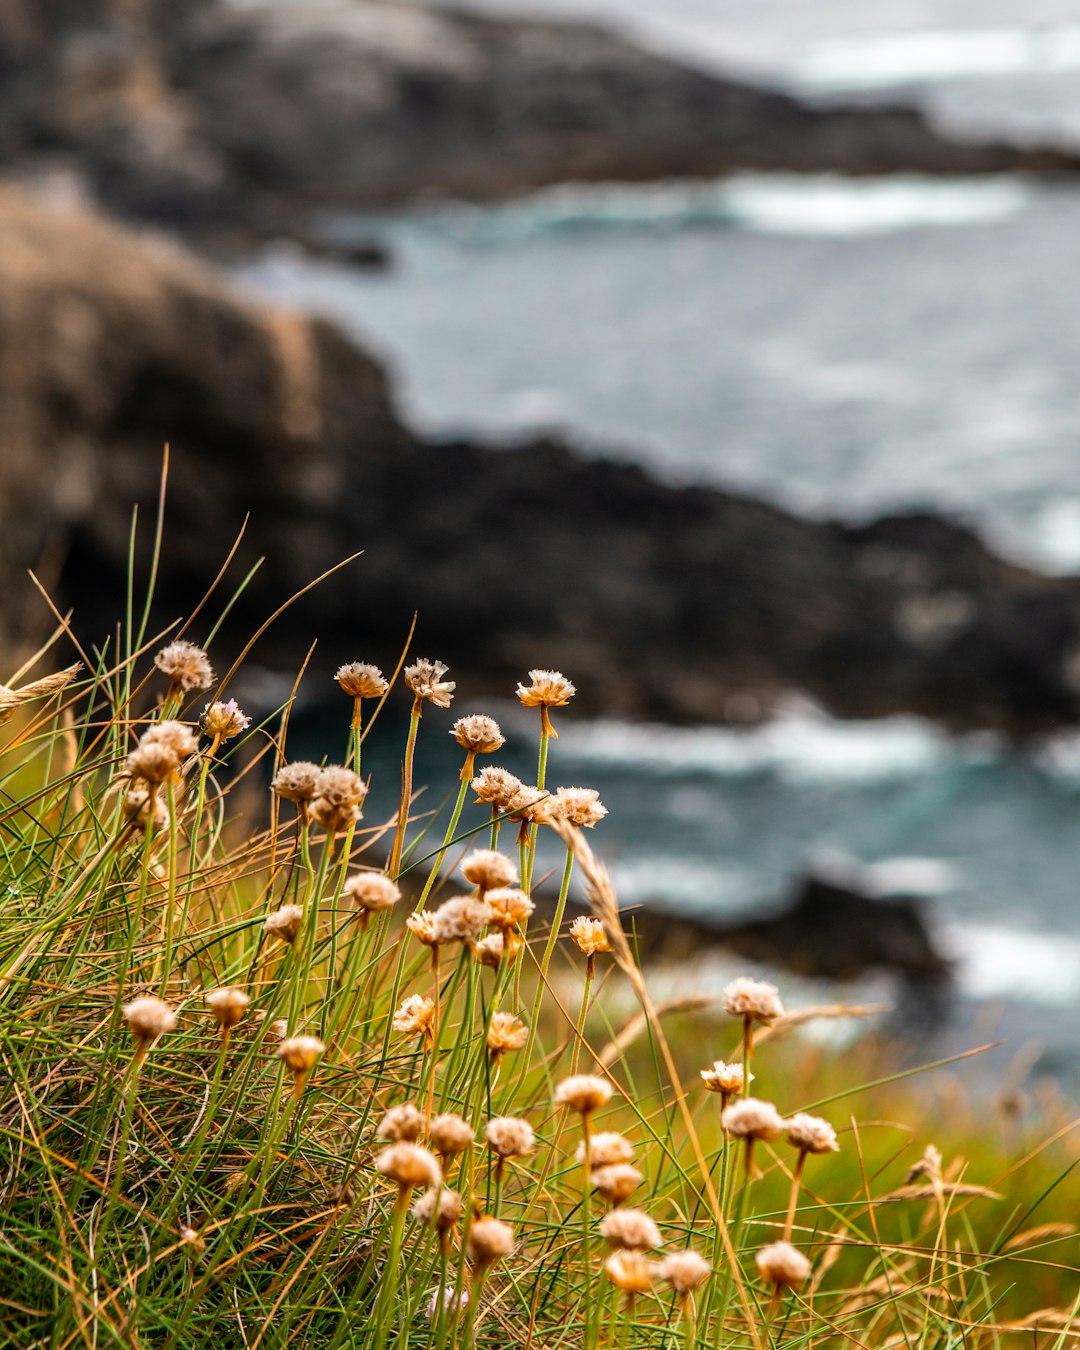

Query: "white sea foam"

xmin=793 ymin=25 xmax=1080 ymax=91
xmin=947 ymin=922 xmax=1080 ymax=1006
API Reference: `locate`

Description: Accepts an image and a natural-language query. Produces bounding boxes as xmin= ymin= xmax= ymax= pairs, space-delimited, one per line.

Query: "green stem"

xmin=390 ymin=700 xmax=423 ymax=879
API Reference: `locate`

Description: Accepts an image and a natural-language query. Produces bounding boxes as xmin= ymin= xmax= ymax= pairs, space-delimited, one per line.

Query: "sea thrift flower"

xmin=310 ymin=765 xmax=367 ymax=833
xmin=142 ymin=720 xmax=200 ymax=757
xmin=430 ymin=1113 xmax=475 ymax=1160
xmin=487 ymin=1012 xmax=528 ymax=1059
xmin=412 ymin=1186 xmax=462 ymax=1232
xmin=378 ymin=1103 xmax=423 ymax=1142
xmin=659 ymin=1249 xmax=711 ymax=1295
xmin=785 ymin=1113 xmax=840 ymax=1155
xmin=426 ymin=1285 xmax=469 ymax=1318
xmin=484 ymin=887 xmax=534 ymax=931
xmin=599 ymin=1208 xmax=661 ymax=1251
xmin=471 ymin=766 xmax=524 ymax=811
xmin=205 ymin=986 xmax=250 ymax=1032
xmin=154 ymin=640 xmax=214 ymax=693
xmin=127 ymin=740 xmax=180 ymax=785
xmin=473 ymin=933 xmax=505 ymax=968
xmin=335 ymin=662 xmax=388 ymax=700
xmin=376 ymin=1143 xmax=441 ymax=1192
xmin=264 ymin=904 xmax=303 ymax=945
xmin=467 ymin=1216 xmax=514 ymax=1268
xmin=393 ymin=995 xmax=436 ymax=1042
xmin=591 ymin=1163 xmax=644 ymax=1205
xmin=722 ymin=1097 xmax=785 ymax=1177
xmin=201 ymin=699 xmax=250 ymax=741
xmin=484 ymin=1116 xmax=535 ymax=1160
xmin=700 ymin=1059 xmax=749 ymax=1108
xmin=604 ymin=1249 xmax=654 ymax=1295
xmin=569 ymin=916 xmax=611 ymax=955
xmin=342 ymin=872 xmax=401 ymax=915
xmin=122 ymin=786 xmax=167 ymax=832
xmin=432 ymin=896 xmax=491 ymax=945
xmin=271 ymin=761 xmax=322 ymax=805
xmin=123 ymin=995 xmax=177 ymax=1046
xmin=404 ymin=658 xmax=455 ymax=709
xmin=278 ymin=1034 xmax=324 ymax=1095
xmin=553 ymin=786 xmax=607 ymax=828
xmin=579 ymin=1132 xmax=635 ymax=1168
xmin=555 ymin=1074 xmax=613 ymax=1116
xmin=460 ymin=849 xmax=518 ymax=892
xmin=406 ymin=911 xmax=439 ymax=947
xmin=755 ymin=1241 xmax=811 ymax=1290
xmin=451 ymin=714 xmax=505 ymax=755
xmin=517 ymin=669 xmax=576 ymax=709
xmin=722 ymin=977 xmax=784 ymax=1025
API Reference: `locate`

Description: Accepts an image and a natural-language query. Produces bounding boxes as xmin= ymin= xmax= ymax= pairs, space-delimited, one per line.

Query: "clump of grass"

xmin=0 ymin=535 xmax=1078 ymax=1349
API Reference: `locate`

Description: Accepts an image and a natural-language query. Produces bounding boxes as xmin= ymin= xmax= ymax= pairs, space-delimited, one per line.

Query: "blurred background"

xmin=2 ymin=0 xmax=1080 ymax=1080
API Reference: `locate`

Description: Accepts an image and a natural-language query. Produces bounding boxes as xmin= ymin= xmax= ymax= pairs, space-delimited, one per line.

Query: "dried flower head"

xmin=123 ymin=995 xmax=177 ymax=1044
xmin=393 ymin=994 xmax=436 ymax=1040
xmin=432 ymin=896 xmax=491 ymax=945
xmin=426 ymin=1285 xmax=469 ymax=1318
xmin=599 ymin=1208 xmax=662 ymax=1251
xmin=604 ymin=1249 xmax=655 ymax=1295
xmin=785 ymin=1113 xmax=840 ymax=1155
xmin=755 ymin=1241 xmax=811 ymax=1289
xmin=553 ymin=786 xmax=608 ymax=828
xmin=142 ymin=720 xmax=201 ymax=757
xmin=430 ymin=1113 xmax=475 ymax=1158
xmin=569 ymin=916 xmax=611 ymax=955
xmin=412 ymin=1187 xmax=462 ymax=1231
xmin=721 ymin=1098 xmax=785 ymax=1142
xmin=155 ymin=640 xmax=215 ymax=693
xmin=700 ymin=1060 xmax=749 ymax=1098
xmin=127 ymin=740 xmax=181 ymax=785
xmin=509 ymin=786 xmax=556 ymax=824
xmin=378 ymin=1103 xmax=423 ymax=1143
xmin=591 ymin=1163 xmax=644 ymax=1205
xmin=201 ymin=699 xmax=250 ymax=741
xmin=659 ymin=1250 xmax=711 ymax=1295
xmin=467 ymin=1216 xmax=514 ymax=1267
xmin=487 ymin=1012 xmax=528 ymax=1058
xmin=205 ymin=986 xmax=250 ymax=1030
xmin=484 ymin=887 xmax=534 ymax=931
xmin=460 ymin=849 xmax=518 ymax=892
xmin=278 ymin=1034 xmax=325 ymax=1075
xmin=722 ymin=977 xmax=784 ymax=1025
xmin=406 ymin=911 xmax=439 ymax=947
xmin=517 ymin=669 xmax=576 ymax=708
xmin=484 ymin=1116 xmax=535 ymax=1159
xmin=336 ymin=662 xmax=388 ymax=700
xmin=404 ymin=658 xmax=455 ymax=709
xmin=471 ymin=766 xmax=524 ymax=810
xmin=271 ymin=761 xmax=323 ymax=804
xmin=310 ymin=765 xmax=368 ymax=833
xmin=376 ymin=1143 xmax=441 ymax=1191
xmin=264 ymin=904 xmax=303 ymax=945
xmin=473 ymin=933 xmax=505 ymax=968
xmin=555 ymin=1074 xmax=613 ymax=1116
xmin=579 ymin=1131 xmax=635 ymax=1168
xmin=122 ymin=786 xmax=168 ymax=832
xmin=451 ymin=714 xmax=505 ymax=755
xmin=342 ymin=872 xmax=401 ymax=913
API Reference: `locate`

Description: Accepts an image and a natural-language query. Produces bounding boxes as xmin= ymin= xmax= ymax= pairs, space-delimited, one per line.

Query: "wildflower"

xmin=123 ymin=995 xmax=177 ymax=1046
xmin=785 ymin=1113 xmax=839 ymax=1156
xmin=406 ymin=911 xmax=439 ymax=947
xmin=376 ymin=1143 xmax=442 ymax=1192
xmin=179 ymin=1225 xmax=205 ymax=1253
xmin=467 ymin=1216 xmax=514 ymax=1268
xmin=342 ymin=872 xmax=401 ymax=915
xmin=404 ymin=658 xmax=455 ymax=710
xmin=755 ymin=1241 xmax=811 ymax=1290
xmin=509 ymin=786 xmax=555 ymax=824
xmin=430 ymin=1113 xmax=474 ymax=1161
xmin=553 ymin=786 xmax=607 ymax=828
xmin=378 ymin=1103 xmax=423 ymax=1143
xmin=722 ymin=977 xmax=784 ymax=1025
xmin=517 ymin=669 xmax=576 ymax=709
xmin=579 ymin=1132 xmax=634 ymax=1168
xmin=591 ymin=1163 xmax=643 ymax=1205
xmin=267 ymin=1018 xmax=288 ymax=1040
xmin=393 ymin=994 xmax=436 ymax=1042
xmin=122 ymin=786 xmax=168 ymax=833
xmin=310 ymin=765 xmax=367 ymax=834
xmin=555 ymin=1074 xmax=612 ymax=1116
xmin=700 ymin=1059 xmax=749 ymax=1109
xmin=473 ymin=933 xmax=505 ymax=969
xmin=127 ymin=740 xmax=180 ymax=785
xmin=271 ymin=761 xmax=322 ymax=805
xmin=336 ymin=662 xmax=388 ymax=700
xmin=599 ymin=1208 xmax=661 ymax=1251
xmin=154 ymin=640 xmax=214 ymax=693
xmin=460 ymin=849 xmax=518 ymax=892
xmin=484 ymin=1116 xmax=535 ymax=1160
xmin=426 ymin=1284 xmax=469 ymax=1318
xmin=142 ymin=720 xmax=200 ymax=757
xmin=487 ymin=1012 xmax=528 ymax=1059
xmin=471 ymin=766 xmax=524 ymax=811
xmin=722 ymin=1097 xmax=785 ymax=1177
xmin=451 ymin=714 xmax=505 ymax=755
xmin=484 ymin=887 xmax=534 ymax=931
xmin=264 ymin=904 xmax=303 ymax=945
xmin=604 ymin=1249 xmax=654 ymax=1295
xmin=412 ymin=1186 xmax=462 ymax=1232
xmin=205 ymin=986 xmax=250 ymax=1032
xmin=201 ymin=699 xmax=250 ymax=741
xmin=431 ymin=896 xmax=491 ymax=945
xmin=569 ymin=916 xmax=611 ymax=956
xmin=278 ymin=1034 xmax=325 ymax=1095
xmin=659 ymin=1250 xmax=711 ymax=1295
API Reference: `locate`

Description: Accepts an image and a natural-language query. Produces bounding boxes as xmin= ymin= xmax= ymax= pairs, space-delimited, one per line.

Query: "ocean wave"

xmin=793 ymin=25 xmax=1080 ymax=92
xmin=947 ymin=922 xmax=1080 ymax=1006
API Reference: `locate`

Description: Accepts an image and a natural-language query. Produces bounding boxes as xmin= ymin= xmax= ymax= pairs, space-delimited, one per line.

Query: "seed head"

xmin=591 ymin=1163 xmax=643 ymax=1205
xmin=484 ymin=887 xmax=534 ymax=931
xmin=406 ymin=911 xmax=439 ymax=947
xmin=127 ymin=740 xmax=180 ymax=785
xmin=659 ymin=1250 xmax=711 ymax=1295
xmin=569 ymin=916 xmax=611 ymax=955
xmin=155 ymin=640 xmax=215 ymax=693
xmin=487 ymin=1012 xmax=528 ymax=1057
xmin=471 ymin=766 xmax=524 ymax=810
xmin=555 ymin=1074 xmax=612 ymax=1116
xmin=342 ymin=872 xmax=401 ymax=913
xmin=451 ymin=714 xmax=504 ymax=755
xmin=201 ymin=699 xmax=250 ymax=740
xmin=460 ymin=849 xmax=518 ymax=892
xmin=722 ymin=1097 xmax=785 ymax=1142
xmin=755 ymin=1241 xmax=811 ymax=1289
xmin=579 ymin=1131 xmax=635 ymax=1168
xmin=393 ymin=994 xmax=436 ymax=1039
xmin=517 ymin=669 xmax=576 ymax=708
xmin=278 ymin=1034 xmax=325 ymax=1075
xmin=122 ymin=785 xmax=168 ymax=832
xmin=473 ymin=933 xmax=505 ymax=968
xmin=310 ymin=765 xmax=367 ymax=834
xmin=700 ymin=1060 xmax=749 ymax=1097
xmin=378 ymin=1103 xmax=423 ymax=1142
xmin=599 ymin=1208 xmax=661 ymax=1250
xmin=467 ymin=1215 xmax=514 ymax=1267
xmin=553 ymin=786 xmax=607 ymax=828
xmin=404 ymin=658 xmax=455 ymax=709
xmin=143 ymin=720 xmax=201 ymax=757
xmin=205 ymin=986 xmax=250 ymax=1030
xmin=412 ymin=1186 xmax=462 ymax=1231
xmin=508 ymin=786 xmax=555 ymax=823
xmin=123 ymin=995 xmax=177 ymax=1044
xmin=484 ymin=1116 xmax=535 ymax=1159
xmin=785 ymin=1113 xmax=839 ymax=1155
xmin=721 ymin=977 xmax=784 ymax=1025
xmin=432 ymin=896 xmax=491 ymax=945
xmin=430 ymin=1113 xmax=475 ymax=1158
xmin=604 ymin=1249 xmax=654 ymax=1294
xmin=264 ymin=904 xmax=303 ymax=945
xmin=336 ymin=662 xmax=388 ymax=699
xmin=426 ymin=1285 xmax=469 ymax=1318
xmin=271 ymin=761 xmax=322 ymax=804
xmin=376 ymin=1142 xmax=441 ymax=1191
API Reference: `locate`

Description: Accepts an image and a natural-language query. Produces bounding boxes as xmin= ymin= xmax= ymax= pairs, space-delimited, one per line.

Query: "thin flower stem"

xmin=389 ymin=699 xmax=423 ymax=878
xmin=569 ymin=955 xmax=595 ymax=1077
xmin=782 ymin=1152 xmax=807 ymax=1242
xmin=415 ymin=769 xmax=471 ymax=909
